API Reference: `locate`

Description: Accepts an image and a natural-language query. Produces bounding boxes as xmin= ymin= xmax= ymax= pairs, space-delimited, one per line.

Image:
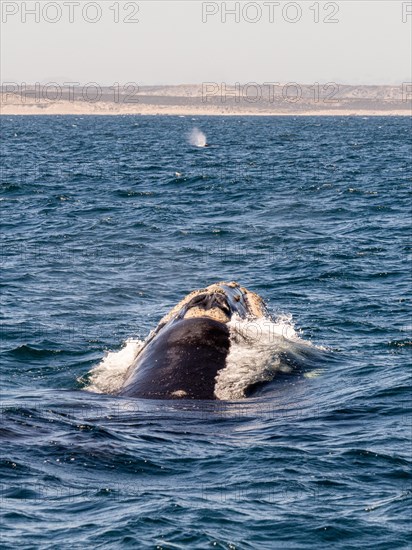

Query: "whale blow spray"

xmin=189 ymin=127 xmax=207 ymax=147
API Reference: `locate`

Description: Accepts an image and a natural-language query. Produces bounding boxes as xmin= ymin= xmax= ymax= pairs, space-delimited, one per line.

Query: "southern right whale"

xmin=118 ymin=282 xmax=267 ymax=400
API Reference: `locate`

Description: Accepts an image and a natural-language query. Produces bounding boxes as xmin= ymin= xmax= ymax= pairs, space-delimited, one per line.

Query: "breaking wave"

xmin=215 ymin=314 xmax=324 ymax=400
xmin=82 ymin=338 xmax=143 ymax=394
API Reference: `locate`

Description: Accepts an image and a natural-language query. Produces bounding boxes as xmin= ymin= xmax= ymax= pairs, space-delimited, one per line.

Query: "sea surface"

xmin=1 ymin=115 xmax=411 ymax=549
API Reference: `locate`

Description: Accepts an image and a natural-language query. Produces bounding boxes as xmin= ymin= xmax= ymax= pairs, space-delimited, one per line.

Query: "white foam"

xmin=214 ymin=314 xmax=318 ymax=400
xmin=82 ymin=338 xmax=143 ymax=394
xmin=188 ymin=127 xmax=207 ymax=147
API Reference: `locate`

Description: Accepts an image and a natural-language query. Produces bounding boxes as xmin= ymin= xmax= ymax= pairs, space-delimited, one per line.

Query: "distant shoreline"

xmin=1 ymin=103 xmax=410 ymax=117
xmin=1 ymin=84 xmax=411 ymax=116
xmin=1 ymin=110 xmax=410 ymax=116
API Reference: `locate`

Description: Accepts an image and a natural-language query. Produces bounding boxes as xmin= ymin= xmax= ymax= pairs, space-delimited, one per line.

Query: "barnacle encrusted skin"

xmin=157 ymin=281 xmax=266 ymax=328
xmin=183 ymin=306 xmax=230 ymax=323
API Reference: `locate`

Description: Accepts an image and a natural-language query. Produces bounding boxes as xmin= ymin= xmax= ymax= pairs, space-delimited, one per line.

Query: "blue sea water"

xmin=1 ymin=115 xmax=411 ymax=549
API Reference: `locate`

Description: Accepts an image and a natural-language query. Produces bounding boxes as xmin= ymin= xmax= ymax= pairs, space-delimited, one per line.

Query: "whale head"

xmin=119 ymin=282 xmax=267 ymax=399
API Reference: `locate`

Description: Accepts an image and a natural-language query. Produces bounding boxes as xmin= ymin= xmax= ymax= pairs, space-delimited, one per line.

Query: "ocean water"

xmin=1 ymin=115 xmax=411 ymax=549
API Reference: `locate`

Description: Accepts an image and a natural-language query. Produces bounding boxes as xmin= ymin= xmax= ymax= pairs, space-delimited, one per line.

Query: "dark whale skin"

xmin=119 ymin=318 xmax=230 ymax=400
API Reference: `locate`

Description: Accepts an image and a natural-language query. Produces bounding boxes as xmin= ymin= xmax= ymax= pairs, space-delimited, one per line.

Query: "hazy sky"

xmin=1 ymin=1 xmax=411 ymax=85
